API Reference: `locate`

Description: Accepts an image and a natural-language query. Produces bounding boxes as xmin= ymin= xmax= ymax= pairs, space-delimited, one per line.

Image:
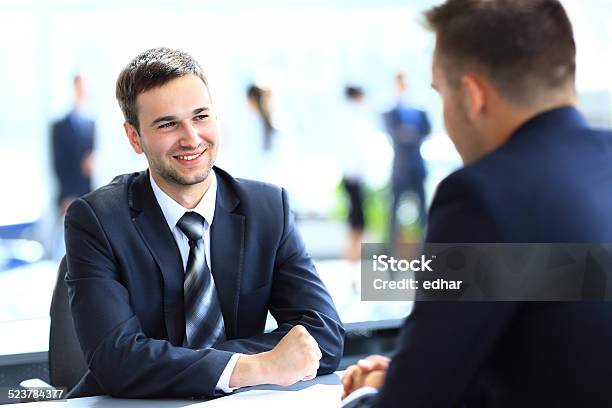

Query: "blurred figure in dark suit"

xmin=383 ymin=73 xmax=431 ymax=248
xmin=52 ymin=74 xmax=95 ymax=215
xmin=341 ymin=86 xmax=368 ymax=263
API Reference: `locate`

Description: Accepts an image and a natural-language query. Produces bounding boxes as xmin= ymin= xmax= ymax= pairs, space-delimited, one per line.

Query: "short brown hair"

xmin=425 ymin=0 xmax=576 ymax=104
xmin=116 ymin=47 xmax=208 ymax=131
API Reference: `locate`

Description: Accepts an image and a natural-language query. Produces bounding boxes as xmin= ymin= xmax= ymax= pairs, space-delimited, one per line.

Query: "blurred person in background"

xmin=244 ymin=83 xmax=279 ymax=183
xmin=342 ymin=0 xmax=612 ymax=407
xmin=52 ymin=74 xmax=95 ymax=215
xmin=340 ymin=86 xmax=369 ymax=263
xmin=247 ymin=84 xmax=276 ymax=153
xmin=229 ymin=80 xmax=298 ymax=195
xmin=383 ymin=72 xmax=431 ymax=249
xmin=50 ymin=74 xmax=95 ymax=258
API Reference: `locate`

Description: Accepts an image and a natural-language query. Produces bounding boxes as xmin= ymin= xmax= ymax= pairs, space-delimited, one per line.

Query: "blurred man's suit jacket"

xmin=346 ymin=107 xmax=612 ymax=407
xmin=383 ymin=105 xmax=431 ymax=187
xmin=52 ymin=112 xmax=95 ymax=204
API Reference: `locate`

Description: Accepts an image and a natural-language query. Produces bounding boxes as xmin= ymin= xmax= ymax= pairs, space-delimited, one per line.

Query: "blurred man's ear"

xmin=461 ymin=74 xmax=486 ymax=121
xmin=124 ymin=122 xmax=144 ymax=154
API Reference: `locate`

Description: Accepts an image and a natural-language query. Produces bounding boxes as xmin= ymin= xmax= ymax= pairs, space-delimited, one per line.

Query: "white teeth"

xmin=177 ymin=152 xmax=202 ymax=161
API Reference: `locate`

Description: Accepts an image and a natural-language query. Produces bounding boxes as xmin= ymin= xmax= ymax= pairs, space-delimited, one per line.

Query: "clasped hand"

xmin=341 ymin=355 xmax=390 ymax=400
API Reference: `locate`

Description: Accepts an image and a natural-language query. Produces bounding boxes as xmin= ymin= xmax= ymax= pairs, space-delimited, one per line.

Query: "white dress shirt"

xmin=149 ymin=170 xmax=240 ymax=393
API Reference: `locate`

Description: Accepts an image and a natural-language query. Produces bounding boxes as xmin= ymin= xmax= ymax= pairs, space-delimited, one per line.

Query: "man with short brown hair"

xmin=65 ymin=47 xmax=344 ymax=398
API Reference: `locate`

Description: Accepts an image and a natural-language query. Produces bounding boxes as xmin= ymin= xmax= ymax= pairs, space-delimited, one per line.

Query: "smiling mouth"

xmin=174 ymin=149 xmax=206 ymax=161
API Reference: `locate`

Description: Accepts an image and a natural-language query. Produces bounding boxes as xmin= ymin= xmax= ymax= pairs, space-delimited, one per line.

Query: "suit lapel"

xmin=210 ymin=168 xmax=245 ymax=339
xmin=128 ymin=172 xmax=185 ymax=346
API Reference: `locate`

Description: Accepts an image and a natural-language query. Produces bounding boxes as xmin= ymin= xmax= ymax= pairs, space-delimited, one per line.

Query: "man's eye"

xmin=158 ymin=122 xmax=175 ymax=129
xmin=194 ymin=115 xmax=209 ymax=121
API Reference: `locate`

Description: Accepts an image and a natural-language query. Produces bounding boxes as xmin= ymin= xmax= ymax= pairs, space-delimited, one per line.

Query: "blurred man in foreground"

xmin=343 ymin=0 xmax=612 ymax=406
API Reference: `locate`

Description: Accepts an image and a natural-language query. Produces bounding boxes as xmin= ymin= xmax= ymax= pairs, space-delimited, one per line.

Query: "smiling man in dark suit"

xmin=342 ymin=0 xmax=612 ymax=407
xmin=64 ymin=47 xmax=344 ymax=398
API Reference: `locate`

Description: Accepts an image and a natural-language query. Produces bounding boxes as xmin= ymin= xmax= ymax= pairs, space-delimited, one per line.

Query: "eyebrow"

xmin=150 ymin=107 xmax=210 ymax=127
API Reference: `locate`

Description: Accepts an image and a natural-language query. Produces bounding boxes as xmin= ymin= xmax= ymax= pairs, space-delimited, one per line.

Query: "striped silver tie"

xmin=177 ymin=212 xmax=226 ymax=349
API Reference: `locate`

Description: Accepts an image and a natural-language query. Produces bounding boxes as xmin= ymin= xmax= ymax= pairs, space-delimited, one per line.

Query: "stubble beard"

xmin=151 ymin=148 xmax=216 ymax=187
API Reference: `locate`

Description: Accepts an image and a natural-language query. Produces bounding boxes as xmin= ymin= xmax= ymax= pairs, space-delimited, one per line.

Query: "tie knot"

xmin=177 ymin=212 xmax=205 ymax=242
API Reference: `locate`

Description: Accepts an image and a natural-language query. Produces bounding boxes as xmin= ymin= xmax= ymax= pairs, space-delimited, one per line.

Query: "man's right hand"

xmin=263 ymin=324 xmax=322 ymax=385
xmin=229 ymin=325 xmax=322 ymax=388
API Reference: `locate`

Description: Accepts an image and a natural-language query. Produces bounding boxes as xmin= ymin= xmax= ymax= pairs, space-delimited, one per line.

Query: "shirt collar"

xmin=149 ymin=169 xmax=217 ymax=230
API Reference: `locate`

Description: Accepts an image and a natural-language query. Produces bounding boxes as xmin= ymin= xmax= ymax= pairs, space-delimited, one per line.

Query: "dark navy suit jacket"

xmin=64 ymin=167 xmax=344 ymax=398
xmin=347 ymin=107 xmax=612 ymax=407
xmin=52 ymin=112 xmax=95 ymax=203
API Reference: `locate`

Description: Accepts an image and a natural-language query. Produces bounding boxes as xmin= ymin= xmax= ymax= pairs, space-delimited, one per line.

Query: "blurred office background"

xmin=0 ymin=0 xmax=610 ymax=392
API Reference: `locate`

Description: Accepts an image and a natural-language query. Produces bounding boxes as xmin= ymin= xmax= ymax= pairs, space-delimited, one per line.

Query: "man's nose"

xmin=179 ymin=122 xmax=200 ymax=147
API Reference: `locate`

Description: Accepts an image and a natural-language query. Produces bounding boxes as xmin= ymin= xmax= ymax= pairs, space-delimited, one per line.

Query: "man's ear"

xmin=124 ymin=122 xmax=143 ymax=154
xmin=460 ymin=74 xmax=486 ymax=120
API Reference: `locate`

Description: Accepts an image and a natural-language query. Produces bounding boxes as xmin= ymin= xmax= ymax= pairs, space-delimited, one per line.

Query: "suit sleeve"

xmin=65 ymin=198 xmax=234 ymax=398
xmin=351 ymin=174 xmax=520 ymax=408
xmin=382 ymin=111 xmax=398 ymax=145
xmin=213 ymin=188 xmax=345 ymax=373
xmin=419 ymin=111 xmax=431 ymax=138
xmin=88 ymin=121 xmax=95 ymax=152
xmin=52 ymin=123 xmax=70 ymax=193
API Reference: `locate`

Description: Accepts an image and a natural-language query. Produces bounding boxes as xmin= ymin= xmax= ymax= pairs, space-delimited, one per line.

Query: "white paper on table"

xmin=186 ymin=384 xmax=342 ymax=407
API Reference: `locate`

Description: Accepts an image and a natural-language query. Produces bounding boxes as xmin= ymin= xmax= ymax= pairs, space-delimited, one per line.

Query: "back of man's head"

xmin=425 ymin=0 xmax=576 ymax=106
xmin=116 ymin=47 xmax=208 ymax=132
